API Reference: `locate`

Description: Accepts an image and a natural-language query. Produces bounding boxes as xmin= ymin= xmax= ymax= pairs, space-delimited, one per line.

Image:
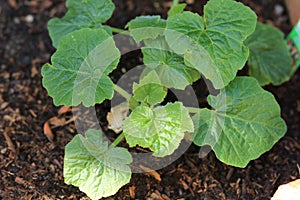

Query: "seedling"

xmin=42 ymin=0 xmax=292 ymax=199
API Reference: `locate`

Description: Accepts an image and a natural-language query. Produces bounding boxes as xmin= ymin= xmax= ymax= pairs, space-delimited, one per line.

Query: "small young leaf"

xmin=126 ymin=16 xmax=166 ymax=43
xmin=193 ymin=77 xmax=287 ymax=167
xmin=245 ymin=22 xmax=293 ymax=86
xmin=165 ymin=0 xmax=257 ymax=89
xmin=132 ymin=71 xmax=167 ymax=106
xmin=168 ymin=3 xmax=187 ymax=16
xmin=42 ymin=28 xmax=120 ymax=107
xmin=123 ymin=102 xmax=194 ymax=157
xmin=48 ymin=0 xmax=115 ymax=47
xmin=142 ymin=37 xmax=200 ymax=89
xmin=64 ymin=129 xmax=132 ymax=200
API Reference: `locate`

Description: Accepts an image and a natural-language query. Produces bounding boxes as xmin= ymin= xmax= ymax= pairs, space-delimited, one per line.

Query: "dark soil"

xmin=0 ymin=0 xmax=299 ymax=199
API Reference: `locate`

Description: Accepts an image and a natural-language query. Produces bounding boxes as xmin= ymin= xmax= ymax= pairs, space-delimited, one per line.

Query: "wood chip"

xmin=31 ymin=65 xmax=39 ymax=77
xmin=140 ymin=165 xmax=162 ymax=182
xmin=297 ymin=100 xmax=300 ymax=112
xmin=8 ymin=0 xmax=19 ymax=9
xmin=15 ymin=177 xmax=35 ymax=189
xmin=43 ymin=121 xmax=54 ymax=141
xmin=48 ymin=116 xmax=66 ymax=127
xmin=58 ymin=106 xmax=72 ymax=115
xmin=129 ymin=186 xmax=136 ymax=199
xmin=0 ymin=102 xmax=9 ymax=110
xmin=180 ymin=179 xmax=189 ymax=190
xmin=3 ymin=127 xmax=16 ymax=155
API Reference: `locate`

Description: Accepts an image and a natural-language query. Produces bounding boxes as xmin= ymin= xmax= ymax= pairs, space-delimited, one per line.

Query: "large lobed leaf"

xmin=123 ymin=102 xmax=194 ymax=157
xmin=165 ymin=0 xmax=257 ymax=89
xmin=42 ymin=28 xmax=120 ymax=107
xmin=64 ymin=129 xmax=132 ymax=200
xmin=193 ymin=77 xmax=287 ymax=167
xmin=48 ymin=0 xmax=115 ymax=47
xmin=142 ymin=37 xmax=200 ymax=89
xmin=245 ymin=22 xmax=293 ymax=86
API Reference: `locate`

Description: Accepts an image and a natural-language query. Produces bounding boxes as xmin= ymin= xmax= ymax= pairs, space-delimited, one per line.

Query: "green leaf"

xmin=64 ymin=129 xmax=132 ymax=200
xmin=168 ymin=3 xmax=187 ymax=16
xmin=245 ymin=22 xmax=293 ymax=86
xmin=42 ymin=28 xmax=120 ymax=107
xmin=165 ymin=0 xmax=257 ymax=89
xmin=132 ymin=71 xmax=167 ymax=106
xmin=126 ymin=16 xmax=166 ymax=43
xmin=123 ymin=102 xmax=194 ymax=157
xmin=193 ymin=77 xmax=287 ymax=167
xmin=142 ymin=37 xmax=200 ymax=89
xmin=48 ymin=0 xmax=115 ymax=47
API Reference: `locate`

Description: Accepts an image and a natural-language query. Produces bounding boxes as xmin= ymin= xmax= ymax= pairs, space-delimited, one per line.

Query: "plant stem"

xmin=111 ymin=27 xmax=130 ymax=35
xmin=110 ymin=132 xmax=125 ymax=148
xmin=172 ymin=0 xmax=179 ymax=7
xmin=113 ymin=84 xmax=131 ymax=101
xmin=186 ymin=106 xmax=200 ymax=114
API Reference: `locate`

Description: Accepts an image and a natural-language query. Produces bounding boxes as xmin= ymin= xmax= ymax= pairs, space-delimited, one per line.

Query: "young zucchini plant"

xmin=42 ymin=0 xmax=293 ymax=199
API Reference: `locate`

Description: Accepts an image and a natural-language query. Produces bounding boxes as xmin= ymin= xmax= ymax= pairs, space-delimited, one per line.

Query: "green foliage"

xmin=192 ymin=77 xmax=287 ymax=167
xmin=123 ymin=102 xmax=194 ymax=157
xmin=48 ymin=0 xmax=115 ymax=47
xmin=168 ymin=3 xmax=187 ymax=16
xmin=245 ymin=22 xmax=293 ymax=85
xmin=165 ymin=0 xmax=257 ymax=89
xmin=64 ymin=129 xmax=132 ymax=200
xmin=42 ymin=0 xmax=292 ymax=199
xmin=42 ymin=28 xmax=120 ymax=107
xmin=131 ymin=71 xmax=167 ymax=106
xmin=142 ymin=37 xmax=200 ymax=89
xmin=126 ymin=16 xmax=166 ymax=43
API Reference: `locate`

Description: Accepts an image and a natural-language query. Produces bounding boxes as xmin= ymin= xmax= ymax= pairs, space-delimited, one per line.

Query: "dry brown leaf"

xmin=107 ymin=102 xmax=129 ymax=134
xmin=43 ymin=121 xmax=54 ymax=141
xmin=140 ymin=165 xmax=162 ymax=182
xmin=272 ymin=179 xmax=300 ymax=200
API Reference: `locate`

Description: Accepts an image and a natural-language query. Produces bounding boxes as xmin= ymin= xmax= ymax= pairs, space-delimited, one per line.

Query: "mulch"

xmin=0 ymin=0 xmax=299 ymax=199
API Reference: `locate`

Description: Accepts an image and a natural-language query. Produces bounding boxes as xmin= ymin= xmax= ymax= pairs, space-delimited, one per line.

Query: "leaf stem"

xmin=110 ymin=132 xmax=125 ymax=148
xmin=186 ymin=107 xmax=200 ymax=114
xmin=113 ymin=84 xmax=132 ymax=101
xmin=111 ymin=27 xmax=130 ymax=35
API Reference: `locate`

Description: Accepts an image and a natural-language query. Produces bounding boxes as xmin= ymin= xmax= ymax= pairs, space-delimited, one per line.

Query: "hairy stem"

xmin=113 ymin=84 xmax=132 ymax=101
xmin=111 ymin=27 xmax=130 ymax=35
xmin=110 ymin=132 xmax=125 ymax=148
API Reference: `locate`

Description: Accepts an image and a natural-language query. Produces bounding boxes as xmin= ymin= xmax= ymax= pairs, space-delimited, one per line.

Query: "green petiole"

xmin=113 ymin=84 xmax=132 ymax=101
xmin=111 ymin=27 xmax=130 ymax=35
xmin=109 ymin=132 xmax=125 ymax=148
